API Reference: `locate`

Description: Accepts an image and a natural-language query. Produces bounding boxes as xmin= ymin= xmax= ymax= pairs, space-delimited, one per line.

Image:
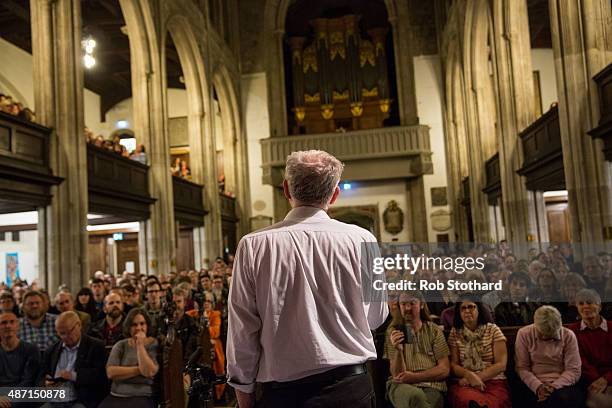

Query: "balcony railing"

xmin=588 ymin=62 xmax=612 ymax=161
xmin=261 ymin=125 xmax=432 ymax=184
xmin=482 ymin=153 xmax=501 ymax=205
xmin=87 ymin=144 xmax=155 ymax=219
xmin=173 ymin=176 xmax=207 ymax=226
xmin=0 ymin=112 xmax=62 ymax=212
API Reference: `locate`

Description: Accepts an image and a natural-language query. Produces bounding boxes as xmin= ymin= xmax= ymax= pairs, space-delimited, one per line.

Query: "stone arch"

xmin=164 ymin=11 xmax=223 ymax=258
xmin=213 ymin=65 xmax=251 ymax=236
xmin=119 ymin=0 xmax=178 ymax=276
xmin=262 ymin=0 xmax=417 ymax=137
xmin=453 ymin=0 xmax=497 ymax=242
xmin=444 ymin=37 xmax=471 ymax=242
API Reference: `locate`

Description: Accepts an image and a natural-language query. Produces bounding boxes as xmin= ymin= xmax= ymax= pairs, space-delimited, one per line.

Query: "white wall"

xmin=0 ymin=38 xmax=34 ymax=108
xmin=335 ymin=180 xmax=410 ymax=242
xmin=167 ymin=88 xmax=189 ymax=118
xmin=242 ymin=73 xmax=274 ymax=218
xmin=531 ymin=49 xmax=558 ymax=113
xmin=413 ymin=55 xmax=454 ymax=242
xmin=0 ymin=230 xmax=39 ymax=286
xmin=0 ymin=38 xmax=105 ymax=137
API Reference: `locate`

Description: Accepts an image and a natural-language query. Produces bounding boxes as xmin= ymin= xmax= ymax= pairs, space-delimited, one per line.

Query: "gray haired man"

xmin=227 ymin=150 xmax=388 ymax=408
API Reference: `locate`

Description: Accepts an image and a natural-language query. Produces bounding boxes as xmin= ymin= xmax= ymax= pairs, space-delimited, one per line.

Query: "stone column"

xmin=273 ymin=186 xmax=290 ymax=223
xmin=548 ymin=0 xmax=612 ymax=244
xmin=406 ymin=178 xmax=429 ymax=242
xmin=131 ymin=41 xmax=176 ymax=277
xmin=389 ymin=5 xmax=419 ymax=125
xmin=490 ymin=0 xmax=539 ymax=243
xmin=32 ymin=0 xmax=88 ymax=293
xmin=267 ymin=29 xmax=288 ymax=137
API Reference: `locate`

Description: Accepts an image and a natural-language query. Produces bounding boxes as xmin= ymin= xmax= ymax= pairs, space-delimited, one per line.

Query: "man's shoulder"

xmin=18 ymin=340 xmax=40 ymax=354
xmin=81 ymin=334 xmax=105 ymax=350
xmin=516 ymin=324 xmax=535 ymax=338
xmin=242 ymin=217 xmax=377 ymax=242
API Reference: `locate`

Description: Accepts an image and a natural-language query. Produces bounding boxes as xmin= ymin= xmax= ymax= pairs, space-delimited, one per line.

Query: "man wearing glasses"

xmin=144 ymin=281 xmax=164 ymax=335
xmin=41 ymin=311 xmax=108 ymax=408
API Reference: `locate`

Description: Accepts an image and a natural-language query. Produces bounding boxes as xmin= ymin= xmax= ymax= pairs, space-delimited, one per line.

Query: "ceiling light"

xmin=83 ymin=54 xmax=96 ymax=69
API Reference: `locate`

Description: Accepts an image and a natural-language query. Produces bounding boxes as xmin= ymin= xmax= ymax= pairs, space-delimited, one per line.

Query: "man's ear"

xmin=329 ymin=185 xmax=340 ymax=205
xmin=283 ymin=179 xmax=291 ymax=201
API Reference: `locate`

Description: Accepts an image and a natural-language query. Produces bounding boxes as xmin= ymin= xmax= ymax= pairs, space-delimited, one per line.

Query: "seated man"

xmin=144 ymin=281 xmax=164 ymax=336
xmin=41 ymin=311 xmax=108 ymax=408
xmin=0 ymin=310 xmax=41 ymax=386
xmin=494 ymin=272 xmax=538 ymax=326
xmin=515 ymin=305 xmax=585 ymax=407
xmin=18 ymin=290 xmax=59 ymax=354
xmin=171 ymin=287 xmax=198 ymax=363
xmin=89 ymin=293 xmax=125 ymax=347
xmin=384 ymin=291 xmax=449 ymax=408
xmin=55 ymin=291 xmax=92 ymax=333
xmin=568 ymin=289 xmax=612 ymax=407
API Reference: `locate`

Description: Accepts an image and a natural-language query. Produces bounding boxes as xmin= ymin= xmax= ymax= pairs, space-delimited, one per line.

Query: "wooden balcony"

xmin=482 ymin=153 xmax=501 ymax=205
xmin=87 ymin=144 xmax=155 ymax=220
xmin=517 ymin=105 xmax=565 ymax=191
xmin=219 ymin=193 xmax=238 ymax=254
xmin=260 ymin=125 xmax=433 ymax=185
xmin=0 ymin=112 xmax=62 ymax=213
xmin=588 ymin=62 xmax=612 ymax=161
xmin=173 ymin=176 xmax=207 ymax=226
xmin=461 ymin=177 xmax=470 ymax=206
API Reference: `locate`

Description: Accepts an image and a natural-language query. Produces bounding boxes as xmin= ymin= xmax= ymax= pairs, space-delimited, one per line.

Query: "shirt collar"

xmin=62 ymin=339 xmax=81 ymax=351
xmin=580 ymin=318 xmax=608 ymax=332
xmin=284 ymin=206 xmax=330 ymax=221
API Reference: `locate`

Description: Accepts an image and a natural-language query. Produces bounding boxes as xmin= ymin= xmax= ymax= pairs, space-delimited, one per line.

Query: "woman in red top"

xmin=569 ymin=288 xmax=612 ymax=406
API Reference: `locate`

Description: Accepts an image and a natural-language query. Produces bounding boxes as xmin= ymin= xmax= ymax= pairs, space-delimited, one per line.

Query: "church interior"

xmin=0 ymin=0 xmax=611 ymax=407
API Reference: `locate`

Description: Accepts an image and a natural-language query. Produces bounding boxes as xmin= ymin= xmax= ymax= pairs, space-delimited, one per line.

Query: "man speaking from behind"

xmin=227 ymin=150 xmax=389 ymax=408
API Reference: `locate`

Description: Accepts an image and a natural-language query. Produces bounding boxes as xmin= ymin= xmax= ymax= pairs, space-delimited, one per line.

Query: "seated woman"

xmin=515 ymin=305 xmax=585 ymax=408
xmin=203 ymin=293 xmax=226 ymax=401
xmin=448 ymin=295 xmax=511 ymax=408
xmin=100 ymin=308 xmax=159 ymax=408
xmin=568 ymin=289 xmax=612 ymax=407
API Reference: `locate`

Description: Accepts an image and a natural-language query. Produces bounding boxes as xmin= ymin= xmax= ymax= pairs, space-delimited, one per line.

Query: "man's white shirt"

xmin=226 ymin=206 xmax=389 ymax=393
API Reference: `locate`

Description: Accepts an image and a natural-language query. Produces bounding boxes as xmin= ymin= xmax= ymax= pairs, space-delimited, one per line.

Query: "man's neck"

xmin=94 ymin=295 xmax=104 ymax=303
xmin=28 ymin=315 xmax=45 ymax=327
xmin=0 ymin=337 xmax=19 ymax=352
xmin=584 ymin=314 xmax=602 ymax=329
xmin=409 ymin=319 xmax=423 ymax=332
xmin=148 ymin=302 xmax=160 ymax=311
xmin=106 ymin=315 xmax=122 ymax=327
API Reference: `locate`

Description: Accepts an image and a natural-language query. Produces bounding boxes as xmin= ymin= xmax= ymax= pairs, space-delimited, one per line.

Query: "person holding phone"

xmin=384 ymin=291 xmax=450 ymax=408
xmin=40 ymin=311 xmax=107 ymax=408
xmin=100 ymin=308 xmax=158 ymax=408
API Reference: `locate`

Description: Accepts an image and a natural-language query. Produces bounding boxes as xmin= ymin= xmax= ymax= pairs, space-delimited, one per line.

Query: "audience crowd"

xmin=0 ymin=255 xmax=233 ymax=407
xmin=0 ymin=93 xmax=36 ymax=122
xmin=0 ymin=243 xmax=611 ymax=408
xmin=85 ymin=127 xmax=147 ymax=164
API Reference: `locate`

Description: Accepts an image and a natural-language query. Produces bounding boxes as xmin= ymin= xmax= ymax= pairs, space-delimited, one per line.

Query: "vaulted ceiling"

xmin=0 ymin=0 xmax=185 ymax=119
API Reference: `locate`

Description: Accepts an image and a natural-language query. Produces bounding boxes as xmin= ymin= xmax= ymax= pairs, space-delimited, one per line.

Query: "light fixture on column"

xmin=82 ymin=36 xmax=97 ymax=69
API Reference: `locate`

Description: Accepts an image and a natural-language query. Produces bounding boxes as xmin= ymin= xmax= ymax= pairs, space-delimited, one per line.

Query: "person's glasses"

xmin=460 ymin=304 xmax=477 ymax=311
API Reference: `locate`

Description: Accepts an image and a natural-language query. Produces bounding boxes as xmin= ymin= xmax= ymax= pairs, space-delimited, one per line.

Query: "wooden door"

xmin=116 ymin=236 xmax=139 ymax=274
xmin=88 ymin=235 xmax=108 ymax=274
xmin=176 ymin=227 xmax=195 ymax=271
xmin=546 ymin=202 xmax=571 ymax=243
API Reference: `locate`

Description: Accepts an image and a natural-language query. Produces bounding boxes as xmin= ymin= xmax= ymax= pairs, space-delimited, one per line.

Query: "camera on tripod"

xmin=184 ymin=346 xmax=227 ymax=406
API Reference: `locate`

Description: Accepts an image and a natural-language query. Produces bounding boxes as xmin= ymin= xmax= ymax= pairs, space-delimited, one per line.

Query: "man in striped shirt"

xmin=385 ymin=291 xmax=449 ymax=408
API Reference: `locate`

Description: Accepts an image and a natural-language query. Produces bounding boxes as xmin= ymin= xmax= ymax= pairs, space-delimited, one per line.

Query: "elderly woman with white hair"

xmin=515 ymin=305 xmax=585 ymax=407
xmin=568 ymin=289 xmax=612 ymax=406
